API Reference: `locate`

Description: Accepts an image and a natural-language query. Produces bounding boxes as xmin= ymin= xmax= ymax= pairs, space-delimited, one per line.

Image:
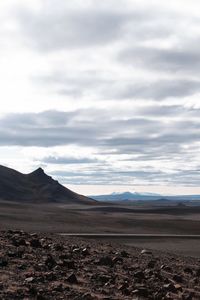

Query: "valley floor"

xmin=1 ymin=201 xmax=200 ymax=257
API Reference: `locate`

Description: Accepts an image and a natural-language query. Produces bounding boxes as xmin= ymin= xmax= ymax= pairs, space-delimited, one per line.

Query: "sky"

xmin=1 ymin=0 xmax=200 ymax=195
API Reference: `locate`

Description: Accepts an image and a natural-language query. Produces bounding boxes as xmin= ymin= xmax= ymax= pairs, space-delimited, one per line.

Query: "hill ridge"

xmin=0 ymin=165 xmax=95 ymax=204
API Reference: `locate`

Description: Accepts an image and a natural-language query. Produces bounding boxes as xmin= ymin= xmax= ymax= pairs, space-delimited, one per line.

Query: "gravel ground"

xmin=0 ymin=230 xmax=200 ymax=299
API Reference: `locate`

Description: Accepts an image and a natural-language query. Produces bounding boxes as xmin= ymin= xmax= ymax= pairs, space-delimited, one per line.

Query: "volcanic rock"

xmin=0 ymin=230 xmax=199 ymax=299
xmin=98 ymin=256 xmax=114 ymax=267
xmin=66 ymin=273 xmax=78 ymax=284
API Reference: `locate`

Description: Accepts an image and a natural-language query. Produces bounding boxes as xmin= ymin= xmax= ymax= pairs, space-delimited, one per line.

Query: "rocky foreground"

xmin=0 ymin=231 xmax=200 ymax=299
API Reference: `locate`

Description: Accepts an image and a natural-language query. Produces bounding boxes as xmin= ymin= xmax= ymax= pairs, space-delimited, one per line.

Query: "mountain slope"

xmin=0 ymin=165 xmax=96 ymax=204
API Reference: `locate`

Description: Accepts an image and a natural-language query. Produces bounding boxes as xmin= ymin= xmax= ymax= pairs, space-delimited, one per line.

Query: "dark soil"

xmin=0 ymin=230 xmax=200 ymax=299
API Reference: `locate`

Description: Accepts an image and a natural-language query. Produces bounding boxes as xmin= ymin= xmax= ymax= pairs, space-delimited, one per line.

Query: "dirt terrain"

xmin=1 ymin=201 xmax=200 ymax=257
xmin=1 ymin=202 xmax=200 ymax=236
xmin=0 ymin=230 xmax=200 ymax=299
xmin=1 ymin=201 xmax=200 ymax=234
xmin=0 ymin=200 xmax=200 ymax=298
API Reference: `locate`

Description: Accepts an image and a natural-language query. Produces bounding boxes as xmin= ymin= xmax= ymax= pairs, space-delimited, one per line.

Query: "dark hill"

xmin=0 ymin=165 xmax=96 ymax=204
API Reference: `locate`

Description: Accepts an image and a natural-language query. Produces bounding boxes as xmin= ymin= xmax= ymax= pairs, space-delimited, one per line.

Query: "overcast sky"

xmin=1 ymin=0 xmax=200 ymax=195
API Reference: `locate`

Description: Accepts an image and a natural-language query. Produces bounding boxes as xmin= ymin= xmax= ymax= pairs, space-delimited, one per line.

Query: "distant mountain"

xmin=90 ymin=191 xmax=162 ymax=201
xmin=90 ymin=191 xmax=200 ymax=202
xmin=0 ymin=165 xmax=96 ymax=204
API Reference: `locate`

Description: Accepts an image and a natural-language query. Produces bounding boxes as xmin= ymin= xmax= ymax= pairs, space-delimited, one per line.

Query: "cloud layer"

xmin=1 ymin=0 xmax=200 ymax=192
xmin=1 ymin=106 xmax=200 ymax=187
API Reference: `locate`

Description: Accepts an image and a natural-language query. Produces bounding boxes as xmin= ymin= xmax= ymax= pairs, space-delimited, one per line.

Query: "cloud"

xmin=16 ymin=3 xmax=131 ymax=51
xmin=2 ymin=0 xmax=200 ymax=190
xmin=1 ymin=108 xmax=200 ymax=157
xmin=35 ymin=70 xmax=200 ymax=101
xmin=119 ymin=46 xmax=200 ymax=75
xmin=0 ymin=110 xmax=153 ymax=147
xmin=15 ymin=0 xmax=187 ymax=53
xmin=109 ymin=79 xmax=200 ymax=101
xmin=33 ymin=71 xmax=114 ymax=99
xmin=42 ymin=155 xmax=99 ymax=164
xmin=50 ymin=168 xmax=165 ymax=186
xmin=50 ymin=167 xmax=200 ymax=187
